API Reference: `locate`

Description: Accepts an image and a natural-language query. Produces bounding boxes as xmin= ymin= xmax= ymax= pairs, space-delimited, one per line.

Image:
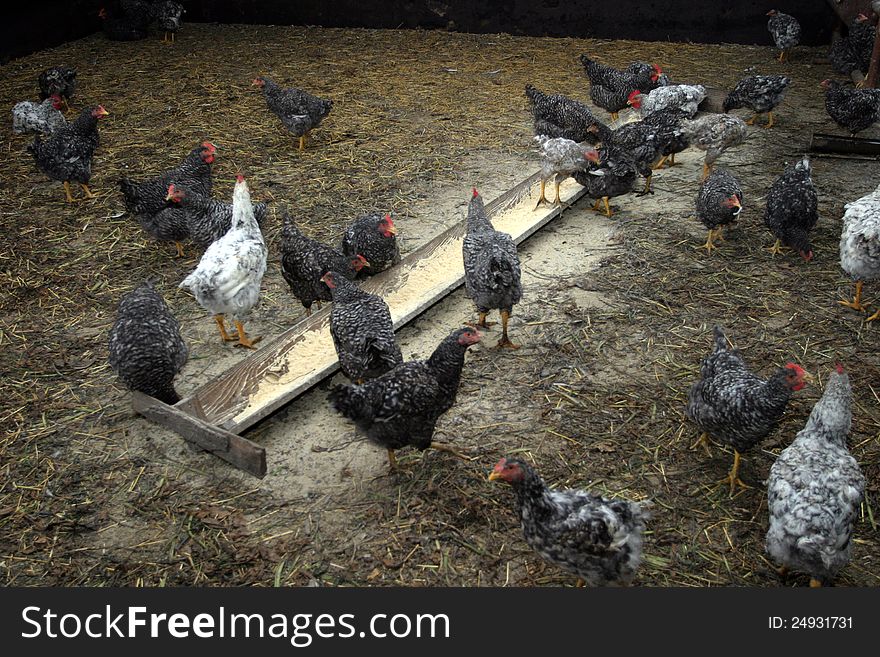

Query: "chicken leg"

xmin=63 ymin=181 xmax=76 ymax=203
xmin=610 ymin=112 xmax=619 ymax=122
xmin=765 ymin=111 xmax=775 ymax=129
xmin=721 ymin=450 xmax=752 ymax=496
xmin=428 ymin=441 xmax=471 ymax=460
xmin=553 ymin=179 xmax=563 ymax=206
xmin=839 ymin=280 xmax=868 ymax=312
xmin=809 ymin=578 xmax=822 ymax=588
xmin=866 ymin=307 xmax=880 ymax=322
xmin=777 ymin=50 xmax=786 ymax=62
xmin=174 ymin=241 xmax=185 ymax=258
xmin=234 ymin=320 xmax=261 ymax=349
xmin=80 ymin=183 xmax=95 ymax=199
xmin=696 ymin=229 xmax=719 ymax=254
xmin=534 ymin=178 xmax=549 ymax=209
xmin=636 ymin=174 xmax=654 ymax=196
xmin=591 ymin=197 xmax=612 ymax=217
xmin=496 ymin=309 xmax=520 ymax=349
xmin=690 ymin=431 xmax=713 ymax=457
xmin=214 ymin=314 xmax=237 ymax=342
xmin=767 ymin=238 xmax=787 ymax=255
xmin=468 ymin=311 xmax=496 ymax=329
xmin=700 ymin=162 xmax=711 ymax=181
xmin=387 ymin=449 xmax=399 ymax=471
xmin=298 ymin=135 xmax=306 ymax=151
xmin=652 ymin=154 xmax=669 ymax=170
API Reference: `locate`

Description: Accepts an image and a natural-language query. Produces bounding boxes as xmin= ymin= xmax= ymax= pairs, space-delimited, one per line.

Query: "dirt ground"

xmin=1 ymin=24 xmax=878 ymax=587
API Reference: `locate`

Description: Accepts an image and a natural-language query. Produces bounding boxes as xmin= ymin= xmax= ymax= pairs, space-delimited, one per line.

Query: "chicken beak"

xmin=488 ymin=472 xmax=502 ymax=482
xmin=99 ymin=107 xmax=110 ymax=117
xmin=387 ymin=225 xmax=398 ymax=236
xmin=801 ymin=371 xmax=815 ymax=383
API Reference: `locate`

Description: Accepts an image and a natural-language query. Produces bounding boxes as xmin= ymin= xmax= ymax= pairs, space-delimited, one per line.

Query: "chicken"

xmin=340 ymin=212 xmax=400 ymax=276
xmin=120 ymin=0 xmax=155 ymax=29
xmin=28 ymin=105 xmax=109 ymax=202
xmin=571 ymin=141 xmax=638 ymax=217
xmin=533 ymin=136 xmax=597 ymax=207
xmin=119 ymin=142 xmax=216 ymax=253
xmin=154 ymin=0 xmax=184 ymax=43
xmin=766 ymin=365 xmax=864 ymax=587
xmin=328 ymin=327 xmax=481 ymax=470
xmin=579 ymin=55 xmax=663 ymax=120
xmin=680 ymin=113 xmax=747 ymax=180
xmin=12 ymin=95 xmax=66 ymax=135
xmin=838 ymin=182 xmax=880 ymax=319
xmin=524 ymin=84 xmax=612 ymax=144
xmin=767 ymin=9 xmax=801 ymax=62
xmin=488 ymin=457 xmax=650 ymax=587
xmin=829 ymin=14 xmax=874 ymax=78
xmin=37 ymin=66 xmax=76 ymax=111
xmin=764 ymin=156 xmax=818 ymax=260
xmin=280 ymin=214 xmax=369 ymax=316
xmin=821 ymin=79 xmax=880 ymax=136
xmin=694 ymin=168 xmax=743 ymax=253
xmin=628 ymin=84 xmax=706 ymax=119
xmin=723 ymin=75 xmax=791 ymax=128
xmin=686 ymin=325 xmax=810 ymax=494
xmin=606 ymin=118 xmax=665 ymax=195
xmin=640 ymin=107 xmax=691 ymax=169
xmin=462 ymin=188 xmax=523 ymax=348
xmin=98 ymin=7 xmax=148 ymax=41
xmin=108 ymin=281 xmax=188 ymax=405
xmin=165 ymin=184 xmax=269 ymax=251
xmin=322 ymin=271 xmax=403 ymax=383
xmin=179 ymin=175 xmax=267 ymax=349
xmin=252 ymin=76 xmax=333 ymax=151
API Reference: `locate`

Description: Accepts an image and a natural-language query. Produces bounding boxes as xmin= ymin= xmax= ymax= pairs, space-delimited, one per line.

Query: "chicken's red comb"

xmin=384 ymin=213 xmax=393 ymax=223
xmin=167 ymin=183 xmax=176 ymax=194
xmin=472 ymin=187 xmax=479 ymax=198
xmin=236 ymin=174 xmax=245 ymax=183
xmin=492 ymin=457 xmax=508 ymax=472
xmin=628 ymin=89 xmax=641 ymax=101
xmin=652 ymin=64 xmax=663 ymax=73
xmin=202 ymin=141 xmax=216 ymax=152
xmin=835 ymin=362 xmax=845 ymax=374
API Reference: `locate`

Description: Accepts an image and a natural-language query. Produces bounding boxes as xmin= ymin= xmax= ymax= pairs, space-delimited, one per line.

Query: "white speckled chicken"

xmin=766 ymin=365 xmax=864 ymax=587
xmin=686 ymin=325 xmax=810 ymax=494
xmin=767 ymin=9 xmax=801 ymax=61
xmin=534 ymin=136 xmax=597 ymax=207
xmin=489 ymin=457 xmax=650 ymax=586
xmin=108 ymin=281 xmax=188 ymax=404
xmin=764 ymin=156 xmax=818 ymax=260
xmin=340 ymin=212 xmax=400 ymax=276
xmin=179 ymin=175 xmax=267 ymax=349
xmin=680 ymin=113 xmax=748 ymax=180
xmin=839 ymin=182 xmax=880 ymax=320
xmin=253 ymin=76 xmax=333 ymax=151
xmin=462 ymin=188 xmax=523 ymax=348
xmin=12 ymin=95 xmax=66 ymax=135
xmin=328 ymin=327 xmax=481 ymax=470
xmin=723 ymin=75 xmax=791 ymax=128
xmin=630 ymin=84 xmax=706 ymax=119
xmin=695 ymin=168 xmax=743 ymax=253
xmin=323 ymin=271 xmax=402 ymax=383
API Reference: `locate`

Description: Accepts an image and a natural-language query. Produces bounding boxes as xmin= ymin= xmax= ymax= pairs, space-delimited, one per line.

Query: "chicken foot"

xmin=690 ymin=431 xmax=713 ymax=457
xmin=591 ymin=197 xmax=613 ymax=217
xmin=174 ymin=242 xmax=185 ymax=258
xmin=839 ymin=280 xmax=868 ymax=312
xmin=720 ymin=450 xmax=752 ymax=496
xmin=63 ymin=181 xmax=76 ymax=203
xmin=467 ymin=312 xmax=497 ymax=330
xmin=636 ymin=175 xmax=654 ymax=197
xmin=214 ymin=314 xmax=238 ymax=342
xmin=428 ymin=441 xmax=472 ymax=460
xmin=766 ymin=238 xmax=789 ymax=256
xmin=234 ymin=320 xmax=262 ymax=349
xmin=534 ymin=178 xmax=549 ymax=209
xmin=696 ymin=228 xmax=720 ymax=254
xmin=700 ymin=162 xmax=712 ymax=181
xmin=496 ymin=309 xmax=520 ymax=349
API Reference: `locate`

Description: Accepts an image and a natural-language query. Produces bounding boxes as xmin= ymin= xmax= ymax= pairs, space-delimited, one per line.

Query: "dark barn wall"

xmin=3 ymin=1 xmax=838 ymax=64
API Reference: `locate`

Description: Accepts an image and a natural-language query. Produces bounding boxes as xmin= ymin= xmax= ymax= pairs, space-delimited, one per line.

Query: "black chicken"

xmin=821 ymin=79 xmax=880 ymax=136
xmin=695 ymin=168 xmax=743 ymax=253
xmin=98 ymin=7 xmax=148 ymax=41
xmin=252 ymin=76 xmax=333 ymax=151
xmin=764 ymin=156 xmax=818 ymax=261
xmin=686 ymin=325 xmax=810 ymax=494
xmin=767 ymin=9 xmax=801 ymax=62
xmin=280 ymin=214 xmax=369 ymax=316
xmin=489 ymin=457 xmax=651 ymax=586
xmin=328 ymin=327 xmax=481 ymax=470
xmin=38 ymin=66 xmax=76 ymax=111
xmin=640 ymin=107 xmax=690 ymax=169
xmin=571 ymin=141 xmax=638 ymax=217
xmin=722 ymin=74 xmax=791 ymax=129
xmin=829 ymin=14 xmax=874 ymax=77
xmin=462 ymin=188 xmax=523 ymax=348
xmin=108 ymin=281 xmax=188 ymax=404
xmin=340 ymin=213 xmax=400 ymax=277
xmin=580 ymin=55 xmax=663 ymax=121
xmin=524 ymin=84 xmax=612 ymax=144
xmin=165 ymin=184 xmax=269 ymax=250
xmin=29 ymin=105 xmax=109 ymax=202
xmin=323 ymin=271 xmax=402 ymax=383
xmin=154 ymin=0 xmax=184 ymax=43
xmin=606 ymin=119 xmax=665 ymax=195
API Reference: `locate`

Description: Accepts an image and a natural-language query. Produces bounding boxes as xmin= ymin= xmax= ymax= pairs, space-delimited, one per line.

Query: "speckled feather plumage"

xmin=154 ymin=0 xmax=184 ymax=33
xmin=767 ymin=11 xmax=801 ymax=51
xmin=497 ymin=459 xmax=649 ymax=586
xmin=680 ymin=113 xmax=747 ymax=168
xmin=12 ymin=98 xmax=66 ymax=135
xmin=766 ymin=369 xmax=865 ymax=584
xmin=108 ymin=281 xmax=188 ymax=404
xmin=579 ymin=56 xmax=662 ymax=115
xmin=257 ymin=77 xmax=333 ymax=139
xmin=462 ymin=191 xmax=522 ymax=315
xmin=525 ymin=84 xmax=611 ymax=144
xmin=840 ymin=183 xmax=880 ymax=284
xmin=696 ymin=168 xmax=743 ymax=231
xmin=173 ymin=187 xmax=268 ymax=250
xmin=340 ymin=213 xmax=400 ymax=276
xmin=723 ymin=75 xmax=791 ymax=114
xmin=686 ymin=325 xmax=798 ymax=453
xmin=823 ymin=81 xmax=880 ymax=135
xmin=638 ymin=84 xmax=705 ymax=118
xmin=571 ymin=142 xmax=638 ymax=203
xmin=28 ymin=106 xmax=103 ymax=184
xmin=328 ymin=328 xmax=477 ymax=452
xmin=764 ymin=156 xmax=818 ymax=257
xmin=38 ymin=66 xmax=76 ymax=102
xmin=534 ymin=136 xmax=594 ymax=193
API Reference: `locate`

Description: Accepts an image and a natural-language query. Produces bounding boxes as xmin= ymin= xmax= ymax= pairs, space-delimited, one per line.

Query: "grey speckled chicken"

xmin=766 ymin=365 xmax=864 ymax=587
xmin=630 ymin=84 xmax=706 ymax=119
xmin=606 ymin=118 xmax=665 ymax=195
xmin=38 ymin=66 xmax=76 ymax=110
xmin=340 ymin=212 xmax=400 ymax=277
xmin=767 ymin=9 xmax=801 ymax=61
xmin=524 ymin=85 xmax=612 ymax=144
xmin=323 ymin=271 xmax=402 ymax=383
xmin=829 ymin=14 xmax=874 ymax=76
xmin=821 ymin=79 xmax=880 ymax=136
xmin=723 ymin=75 xmax=791 ymax=128
xmin=489 ymin=457 xmax=650 ymax=586
xmin=579 ymin=55 xmax=663 ymax=120
xmin=680 ymin=113 xmax=747 ymax=180
xmin=253 ymin=76 xmax=333 ymax=151
xmin=12 ymin=95 xmax=66 ymax=135
xmin=571 ymin=141 xmax=638 ymax=217
xmin=640 ymin=107 xmax=690 ymax=169
xmin=328 ymin=327 xmax=481 ymax=470
xmin=154 ymin=0 xmax=184 ymax=43
xmin=165 ymin=183 xmax=269 ymax=251
xmin=280 ymin=214 xmax=369 ymax=316
xmin=179 ymin=175 xmax=267 ymax=349
xmin=462 ymin=188 xmax=522 ymax=348
xmin=764 ymin=156 xmax=818 ymax=261
xmin=838 ymin=182 xmax=880 ymax=320
xmin=695 ymin=168 xmax=743 ymax=253
xmin=686 ymin=325 xmax=810 ymax=494
xmin=108 ymin=281 xmax=188 ymax=405
xmin=533 ymin=135 xmax=597 ymax=207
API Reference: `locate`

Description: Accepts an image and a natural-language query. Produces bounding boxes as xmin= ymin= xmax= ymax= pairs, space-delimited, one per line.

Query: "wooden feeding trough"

xmin=133 ymin=171 xmax=591 ymax=478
